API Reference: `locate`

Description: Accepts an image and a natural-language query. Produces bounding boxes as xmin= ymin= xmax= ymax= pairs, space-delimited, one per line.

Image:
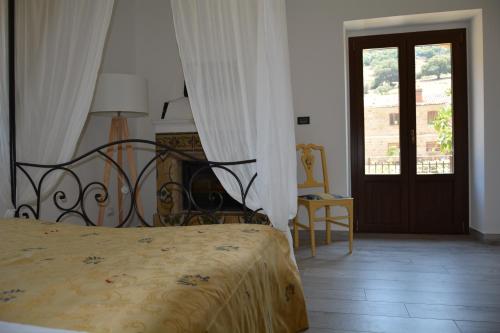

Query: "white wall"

xmin=76 ymin=0 xmax=499 ymax=234
xmin=480 ymin=4 xmax=500 ymax=235
xmin=469 ymin=13 xmax=486 ymax=235
xmin=286 ymin=0 xmax=500 ymax=235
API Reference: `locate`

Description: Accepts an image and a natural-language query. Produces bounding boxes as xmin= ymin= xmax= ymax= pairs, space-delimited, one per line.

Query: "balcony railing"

xmin=365 ymin=156 xmax=453 ymax=175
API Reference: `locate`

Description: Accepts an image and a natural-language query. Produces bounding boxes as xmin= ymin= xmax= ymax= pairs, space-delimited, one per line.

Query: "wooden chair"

xmin=294 ymin=144 xmax=354 ymax=256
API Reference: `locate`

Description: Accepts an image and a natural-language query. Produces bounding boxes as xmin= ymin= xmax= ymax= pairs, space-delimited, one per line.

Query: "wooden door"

xmin=349 ymin=29 xmax=468 ymax=233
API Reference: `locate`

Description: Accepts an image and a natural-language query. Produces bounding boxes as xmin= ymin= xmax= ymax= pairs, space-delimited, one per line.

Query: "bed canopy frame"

xmin=6 ymin=0 xmax=262 ymax=227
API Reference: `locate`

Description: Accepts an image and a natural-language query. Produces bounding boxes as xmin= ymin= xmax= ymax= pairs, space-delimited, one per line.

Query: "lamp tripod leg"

xmin=97 ymin=118 xmax=118 ymax=226
xmin=116 ymin=119 xmax=125 ymax=224
xmin=122 ymin=118 xmax=145 ymax=223
xmin=97 ymin=116 xmax=145 ymax=227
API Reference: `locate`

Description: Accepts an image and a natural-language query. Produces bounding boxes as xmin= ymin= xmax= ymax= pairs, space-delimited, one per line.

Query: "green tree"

xmin=415 ymin=45 xmax=448 ymax=59
xmin=433 ymin=105 xmax=453 ymax=154
xmin=419 ymin=55 xmax=451 ymax=79
xmin=387 ymin=146 xmax=400 ymax=157
xmin=375 ymin=81 xmax=392 ymax=95
xmin=371 ymin=58 xmax=398 ymax=89
xmin=363 ymin=48 xmax=397 ymax=66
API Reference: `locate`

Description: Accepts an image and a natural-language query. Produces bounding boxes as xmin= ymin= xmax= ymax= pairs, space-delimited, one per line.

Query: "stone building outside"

xmin=364 ymin=79 xmax=453 ymax=175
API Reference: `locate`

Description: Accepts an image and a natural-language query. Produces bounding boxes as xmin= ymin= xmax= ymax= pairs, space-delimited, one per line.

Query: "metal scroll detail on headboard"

xmin=14 ymin=139 xmax=265 ymax=227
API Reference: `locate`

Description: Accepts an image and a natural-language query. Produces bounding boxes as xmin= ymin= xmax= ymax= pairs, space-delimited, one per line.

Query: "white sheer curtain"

xmin=14 ymin=0 xmax=114 ymax=207
xmin=0 ymin=0 xmax=11 ymax=216
xmin=171 ymin=0 xmax=297 ymax=252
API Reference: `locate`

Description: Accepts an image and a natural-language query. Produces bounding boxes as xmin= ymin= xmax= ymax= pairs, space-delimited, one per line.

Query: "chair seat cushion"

xmin=299 ymin=193 xmax=350 ymax=200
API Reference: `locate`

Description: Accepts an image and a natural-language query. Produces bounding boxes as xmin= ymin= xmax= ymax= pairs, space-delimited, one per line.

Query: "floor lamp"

xmin=91 ymin=73 xmax=148 ymax=226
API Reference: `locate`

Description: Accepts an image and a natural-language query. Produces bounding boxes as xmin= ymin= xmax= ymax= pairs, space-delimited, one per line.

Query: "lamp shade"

xmin=92 ymin=73 xmax=148 ymax=117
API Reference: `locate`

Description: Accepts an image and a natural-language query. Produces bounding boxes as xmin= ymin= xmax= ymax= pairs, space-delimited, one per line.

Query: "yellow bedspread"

xmin=0 ymin=219 xmax=308 ymax=333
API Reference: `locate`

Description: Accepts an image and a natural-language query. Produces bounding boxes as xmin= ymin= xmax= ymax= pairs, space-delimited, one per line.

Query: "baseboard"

xmin=296 ymin=228 xmax=500 ymax=244
xmin=296 ymin=229 xmax=349 ymax=243
xmin=470 ymin=227 xmax=500 ymax=244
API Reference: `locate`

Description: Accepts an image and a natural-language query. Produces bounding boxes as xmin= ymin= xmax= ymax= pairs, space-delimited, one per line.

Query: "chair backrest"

xmin=296 ymin=144 xmax=330 ymax=193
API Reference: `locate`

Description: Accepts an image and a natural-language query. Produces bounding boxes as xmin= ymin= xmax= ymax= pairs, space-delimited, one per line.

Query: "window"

xmin=427 ymin=110 xmax=438 ymax=125
xmin=389 ymin=113 xmax=399 ymax=125
xmin=426 ymin=141 xmax=440 ymax=153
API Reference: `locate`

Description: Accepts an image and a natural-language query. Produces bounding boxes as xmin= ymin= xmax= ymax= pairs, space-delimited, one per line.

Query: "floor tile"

xmin=406 ymin=303 xmax=500 ymax=322
xmin=455 ymin=320 xmax=500 ymax=333
xmin=297 ymin=235 xmax=500 ymax=333
xmin=306 ymin=298 xmax=408 ymax=317
xmin=307 ymin=311 xmax=460 ymax=333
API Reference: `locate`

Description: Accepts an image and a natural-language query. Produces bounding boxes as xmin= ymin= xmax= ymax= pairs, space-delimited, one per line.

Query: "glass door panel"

xmin=363 ymin=47 xmax=400 ymax=175
xmin=414 ymin=43 xmax=454 ymax=174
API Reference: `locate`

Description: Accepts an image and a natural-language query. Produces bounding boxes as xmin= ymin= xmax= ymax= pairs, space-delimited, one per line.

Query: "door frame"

xmin=349 ymin=29 xmax=469 ymax=234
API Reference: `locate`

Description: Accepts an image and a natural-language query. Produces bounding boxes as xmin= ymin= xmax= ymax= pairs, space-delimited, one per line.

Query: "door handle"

xmin=410 ymin=129 xmax=415 ymax=144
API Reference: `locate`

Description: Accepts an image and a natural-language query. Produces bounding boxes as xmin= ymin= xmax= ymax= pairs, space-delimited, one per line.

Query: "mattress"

xmin=0 ymin=218 xmax=308 ymax=333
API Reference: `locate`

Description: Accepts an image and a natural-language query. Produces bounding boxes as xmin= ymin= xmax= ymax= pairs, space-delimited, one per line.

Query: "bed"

xmin=2 ymin=139 xmax=308 ymax=332
xmin=0 ymin=218 xmax=308 ymax=332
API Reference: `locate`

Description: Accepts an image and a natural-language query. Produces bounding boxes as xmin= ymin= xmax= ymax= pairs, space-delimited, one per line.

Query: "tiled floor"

xmin=295 ymin=234 xmax=500 ymax=333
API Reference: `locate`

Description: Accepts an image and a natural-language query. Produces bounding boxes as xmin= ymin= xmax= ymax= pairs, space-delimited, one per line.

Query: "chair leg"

xmin=325 ymin=206 xmax=331 ymax=245
xmin=293 ymin=215 xmax=299 ymax=250
xmin=347 ymin=203 xmax=354 ymax=254
xmin=307 ymin=206 xmax=316 ymax=257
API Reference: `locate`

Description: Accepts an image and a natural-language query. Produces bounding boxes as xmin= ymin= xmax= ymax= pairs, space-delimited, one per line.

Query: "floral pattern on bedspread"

xmin=0 ymin=218 xmax=308 ymax=333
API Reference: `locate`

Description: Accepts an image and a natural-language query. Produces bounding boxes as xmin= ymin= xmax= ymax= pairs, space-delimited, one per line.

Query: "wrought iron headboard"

xmin=14 ymin=139 xmax=263 ymax=227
